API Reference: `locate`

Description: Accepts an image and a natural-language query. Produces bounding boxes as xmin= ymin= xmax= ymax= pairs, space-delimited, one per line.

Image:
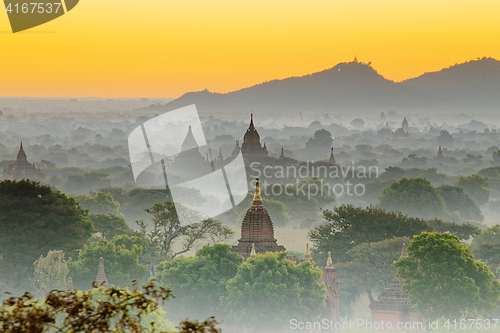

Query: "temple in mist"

xmin=369 ymin=240 xmax=421 ymax=326
xmin=393 ymin=117 xmax=410 ymax=140
xmin=231 ymin=179 xmax=341 ymax=326
xmin=436 ymin=146 xmax=445 ymax=160
xmin=2 ymin=142 xmax=45 ymax=180
xmin=239 ymin=114 xmax=269 ymax=162
xmin=231 ymin=179 xmax=286 ymax=258
xmin=66 ymin=256 xmax=108 ymax=292
xmin=169 ymin=125 xmax=213 ymax=181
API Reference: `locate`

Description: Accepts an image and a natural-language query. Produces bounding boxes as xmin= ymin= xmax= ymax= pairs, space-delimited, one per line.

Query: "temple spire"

xmin=326 ymin=251 xmax=334 ymax=268
xmin=253 ymin=178 xmax=262 ymax=201
xmin=250 ymin=243 xmax=256 ymax=259
xmin=303 ymin=243 xmax=312 ymax=261
xmin=329 ymin=147 xmax=336 ymax=164
xmin=17 ymin=142 xmax=27 ymax=163
xmin=400 ymin=239 xmax=408 ymax=259
xmin=248 ymin=113 xmax=255 ymax=130
xmin=95 ymin=257 xmax=108 ymax=289
xmin=180 ymin=125 xmax=199 ymax=152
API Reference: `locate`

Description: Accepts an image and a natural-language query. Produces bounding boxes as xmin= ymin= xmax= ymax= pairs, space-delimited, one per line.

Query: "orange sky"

xmin=0 ymin=0 xmax=499 ymax=98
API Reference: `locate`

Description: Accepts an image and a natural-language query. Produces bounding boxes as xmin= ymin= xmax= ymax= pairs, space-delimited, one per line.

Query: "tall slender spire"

xmin=400 ymin=239 xmax=408 ymax=259
xmin=253 ymin=178 xmax=262 ymax=201
xmin=249 ymin=112 xmax=255 ymax=130
xmin=17 ymin=142 xmax=27 ymax=162
xmin=326 ymin=251 xmax=334 ymax=268
xmin=250 ymin=243 xmax=256 ymax=259
xmin=180 ymin=125 xmax=199 ymax=152
xmin=95 ymin=257 xmax=108 ymax=289
xmin=329 ymin=147 xmax=336 ymax=164
xmin=303 ymin=243 xmax=312 ymax=261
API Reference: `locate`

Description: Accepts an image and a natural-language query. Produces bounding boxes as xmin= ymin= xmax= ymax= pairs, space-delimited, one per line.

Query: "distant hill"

xmin=403 ymin=57 xmax=500 ymax=111
xmin=159 ymin=57 xmax=500 ymax=115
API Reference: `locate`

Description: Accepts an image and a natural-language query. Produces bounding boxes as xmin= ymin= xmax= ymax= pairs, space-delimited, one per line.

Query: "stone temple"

xmin=230 ymin=179 xmax=341 ymax=326
xmin=370 ymin=239 xmax=421 ymax=326
xmin=231 ymin=178 xmax=286 ymax=258
xmin=239 ymin=114 xmax=269 ymax=162
xmin=3 ymin=142 xmax=45 ymax=180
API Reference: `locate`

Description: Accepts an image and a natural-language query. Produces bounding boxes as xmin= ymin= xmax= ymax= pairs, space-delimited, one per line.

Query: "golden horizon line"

xmin=0 ymin=56 xmax=496 ymax=100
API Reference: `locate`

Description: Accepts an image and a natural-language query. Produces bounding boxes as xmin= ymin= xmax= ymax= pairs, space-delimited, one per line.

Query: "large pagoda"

xmin=231 ymin=179 xmax=285 ymax=258
xmin=239 ymin=114 xmax=269 ymax=161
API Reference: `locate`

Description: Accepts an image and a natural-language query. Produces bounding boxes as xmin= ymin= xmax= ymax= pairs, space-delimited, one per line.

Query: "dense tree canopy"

xmin=88 ymin=214 xmax=133 ymax=240
xmin=73 ymin=192 xmax=122 ymax=216
xmin=453 ymin=174 xmax=490 ymax=206
xmin=0 ymin=180 xmax=94 ymax=293
xmin=222 ymin=251 xmax=325 ymax=328
xmin=470 ymin=225 xmax=500 ymax=276
xmin=305 ymin=129 xmax=333 ymax=149
xmin=395 ymin=232 xmax=500 ymax=320
xmin=377 ymin=177 xmax=448 ymax=220
xmin=426 ymin=218 xmax=480 ymax=241
xmin=437 ymin=130 xmax=454 ymax=147
xmin=155 ymin=243 xmax=243 ymax=320
xmin=437 ymin=185 xmax=484 ymax=221
xmin=67 ymin=237 xmax=148 ymax=290
xmin=309 ymin=204 xmax=430 ymax=264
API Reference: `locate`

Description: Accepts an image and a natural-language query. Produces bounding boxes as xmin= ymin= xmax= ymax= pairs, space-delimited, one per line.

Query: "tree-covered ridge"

xmin=0 ymin=180 xmax=94 ymax=293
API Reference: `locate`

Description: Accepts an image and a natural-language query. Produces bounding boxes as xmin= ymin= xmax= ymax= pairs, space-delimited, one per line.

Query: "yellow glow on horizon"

xmin=0 ymin=0 xmax=499 ymax=98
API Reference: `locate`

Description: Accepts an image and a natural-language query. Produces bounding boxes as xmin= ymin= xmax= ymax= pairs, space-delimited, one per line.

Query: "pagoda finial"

xmin=20 ymin=141 xmax=23 ymax=149
xmin=248 ymin=112 xmax=255 ymax=130
xmin=304 ymin=243 xmax=312 ymax=261
xmin=250 ymin=243 xmax=256 ymax=258
xmin=326 ymin=251 xmax=333 ymax=268
xmin=253 ymin=178 xmax=262 ymax=201
xmin=400 ymin=239 xmax=408 ymax=259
